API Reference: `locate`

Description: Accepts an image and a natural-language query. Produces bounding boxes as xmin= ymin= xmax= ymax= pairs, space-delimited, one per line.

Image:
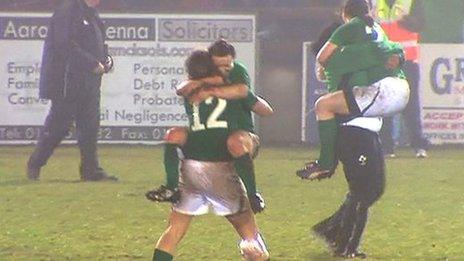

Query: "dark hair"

xmin=311 ymin=21 xmax=343 ymax=55
xmin=343 ymin=0 xmax=374 ymax=27
xmin=207 ymin=39 xmax=236 ymax=58
xmin=185 ymin=50 xmax=216 ymax=80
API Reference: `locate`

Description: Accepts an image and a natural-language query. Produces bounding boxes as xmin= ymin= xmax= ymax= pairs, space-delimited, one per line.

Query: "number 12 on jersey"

xmin=191 ymin=97 xmax=228 ymax=131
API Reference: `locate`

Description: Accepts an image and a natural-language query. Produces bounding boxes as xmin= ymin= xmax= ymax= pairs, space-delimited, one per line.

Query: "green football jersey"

xmin=182 ymin=61 xmax=258 ymax=161
xmin=228 ymin=61 xmax=258 ymax=133
xmin=182 ymin=97 xmax=242 ymax=161
xmin=325 ymin=17 xmax=405 ymax=92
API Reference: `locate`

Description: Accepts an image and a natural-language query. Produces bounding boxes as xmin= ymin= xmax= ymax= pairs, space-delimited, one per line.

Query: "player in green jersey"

xmin=302 ymin=19 xmax=399 ymax=259
xmin=147 ymin=40 xmax=273 ymax=214
xmin=204 ymin=41 xmax=270 ymax=212
xmin=297 ymin=0 xmax=410 ymax=180
xmin=151 ymin=50 xmax=270 ymax=261
xmin=297 ymin=38 xmax=404 ymax=179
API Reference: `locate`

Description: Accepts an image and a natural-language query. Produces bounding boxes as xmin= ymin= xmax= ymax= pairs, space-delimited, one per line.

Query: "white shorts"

xmin=347 ymin=77 xmax=410 ymax=117
xmin=173 ymin=159 xmax=248 ymax=216
xmin=341 ymin=116 xmax=383 ymax=132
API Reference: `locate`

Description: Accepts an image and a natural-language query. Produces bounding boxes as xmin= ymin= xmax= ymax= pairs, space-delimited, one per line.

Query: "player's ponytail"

xmin=342 ymin=0 xmax=374 ymax=27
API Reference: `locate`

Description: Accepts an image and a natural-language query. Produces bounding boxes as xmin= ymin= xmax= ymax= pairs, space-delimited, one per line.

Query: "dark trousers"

xmin=29 ymin=74 xmax=101 ymax=173
xmin=380 ymin=61 xmax=428 ymax=152
xmin=314 ymin=126 xmax=385 ymax=254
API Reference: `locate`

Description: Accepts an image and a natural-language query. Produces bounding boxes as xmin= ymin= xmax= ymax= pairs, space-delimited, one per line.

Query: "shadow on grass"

xmin=307 ymin=250 xmax=342 ymax=260
xmin=0 ymin=178 xmax=84 ymax=187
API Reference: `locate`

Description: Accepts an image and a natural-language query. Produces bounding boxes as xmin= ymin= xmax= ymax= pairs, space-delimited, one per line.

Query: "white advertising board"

xmin=420 ymin=44 xmax=464 ymax=144
xmin=0 ymin=13 xmax=256 ymax=144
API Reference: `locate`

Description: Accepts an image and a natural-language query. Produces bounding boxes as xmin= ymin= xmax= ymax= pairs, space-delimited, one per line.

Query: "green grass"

xmin=0 ymin=146 xmax=463 ymax=260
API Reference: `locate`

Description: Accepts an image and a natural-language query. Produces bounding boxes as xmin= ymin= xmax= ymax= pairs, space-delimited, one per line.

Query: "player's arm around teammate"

xmin=303 ymin=17 xmax=386 ymax=259
xmin=146 ymin=47 xmax=273 ymax=216
xmin=152 ymin=50 xmax=270 ymax=261
xmin=185 ymin=40 xmax=274 ymax=213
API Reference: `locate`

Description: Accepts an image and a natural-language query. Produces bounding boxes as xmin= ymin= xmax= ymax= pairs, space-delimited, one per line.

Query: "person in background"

xmin=371 ymin=0 xmax=429 ymax=158
xmin=27 ymin=0 xmax=117 ymax=181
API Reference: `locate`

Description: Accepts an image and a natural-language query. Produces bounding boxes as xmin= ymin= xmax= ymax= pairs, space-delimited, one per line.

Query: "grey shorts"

xmin=173 ymin=159 xmax=249 ymax=216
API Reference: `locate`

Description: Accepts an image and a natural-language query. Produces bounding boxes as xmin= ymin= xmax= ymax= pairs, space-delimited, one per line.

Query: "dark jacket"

xmin=39 ymin=0 xmax=107 ymax=99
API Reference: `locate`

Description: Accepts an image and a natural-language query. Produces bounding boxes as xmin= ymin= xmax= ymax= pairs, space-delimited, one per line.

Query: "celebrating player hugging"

xmin=296 ymin=0 xmax=410 ymax=180
xmin=146 ymin=39 xmax=273 ymax=261
xmin=145 ymin=1 xmax=409 ymax=259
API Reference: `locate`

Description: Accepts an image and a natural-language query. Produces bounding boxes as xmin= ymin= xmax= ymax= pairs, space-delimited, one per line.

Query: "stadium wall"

xmin=0 ymin=13 xmax=257 ymax=145
xmin=1 ymin=1 xmax=462 ymax=145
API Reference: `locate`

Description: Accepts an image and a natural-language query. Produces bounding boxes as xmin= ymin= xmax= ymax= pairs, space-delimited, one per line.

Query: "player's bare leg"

xmin=227 ymin=130 xmax=255 ymax=157
xmin=227 ymin=131 xmax=265 ymax=213
xmin=226 ymin=207 xmax=269 ymax=261
xmin=226 ymin=207 xmax=257 ymax=240
xmin=314 ymin=90 xmax=350 ymax=120
xmin=153 ymin=210 xmax=193 ymax=260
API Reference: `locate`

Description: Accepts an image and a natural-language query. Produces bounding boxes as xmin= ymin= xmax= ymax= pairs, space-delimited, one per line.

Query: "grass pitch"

xmin=0 ymin=146 xmax=463 ymax=260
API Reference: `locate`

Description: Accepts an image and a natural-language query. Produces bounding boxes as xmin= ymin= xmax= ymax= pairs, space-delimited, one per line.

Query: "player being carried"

xmin=146 ymin=39 xmax=273 ymax=215
xmin=296 ymin=0 xmax=410 ymax=180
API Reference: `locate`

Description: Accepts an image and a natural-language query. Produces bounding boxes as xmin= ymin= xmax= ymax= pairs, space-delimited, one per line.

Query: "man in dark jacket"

xmin=27 ymin=0 xmax=117 ymax=181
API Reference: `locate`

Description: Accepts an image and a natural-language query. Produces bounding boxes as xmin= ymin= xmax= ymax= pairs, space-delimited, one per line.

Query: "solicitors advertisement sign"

xmin=0 ymin=13 xmax=255 ymax=144
xmin=420 ymin=44 xmax=464 ymax=144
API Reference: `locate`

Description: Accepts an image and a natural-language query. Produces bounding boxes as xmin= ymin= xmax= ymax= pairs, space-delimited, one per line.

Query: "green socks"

xmin=153 ymin=249 xmax=173 ymax=261
xmin=164 ymin=144 xmax=179 ymax=190
xmin=317 ymin=118 xmax=338 ymax=170
xmin=235 ymin=154 xmax=256 ymax=196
